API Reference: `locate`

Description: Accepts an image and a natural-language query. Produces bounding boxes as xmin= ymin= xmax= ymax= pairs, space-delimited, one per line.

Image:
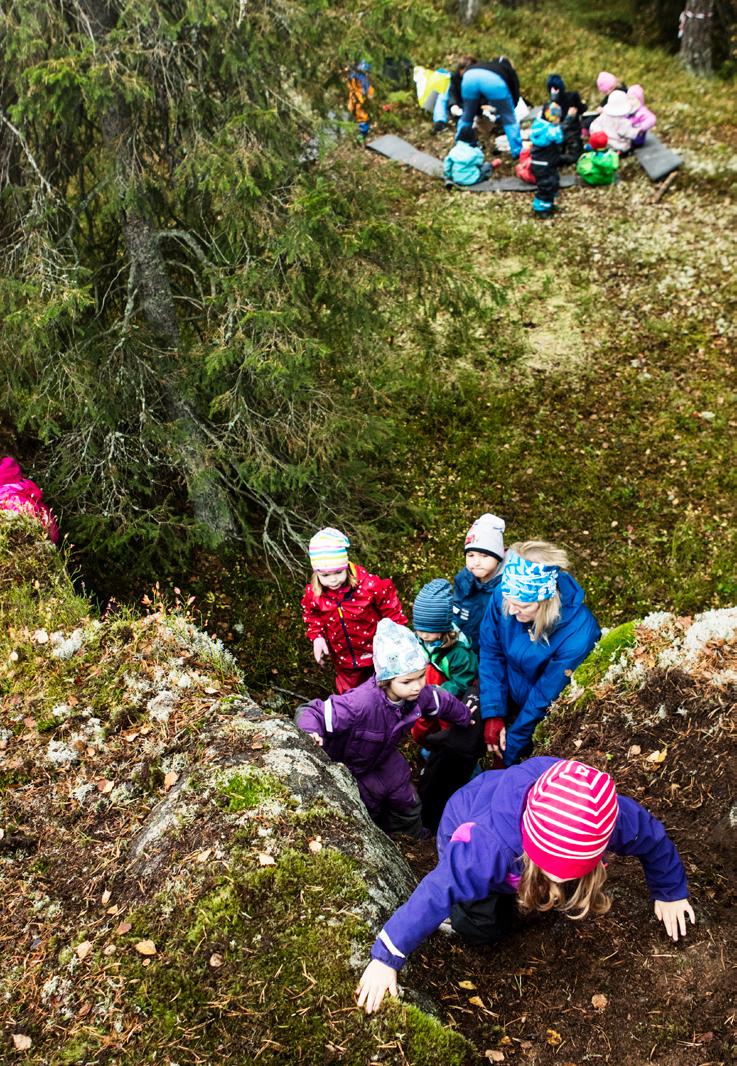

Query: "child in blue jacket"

xmin=357 ymin=757 xmax=695 ymax=1012
xmin=452 ymin=512 xmax=506 ymax=653
xmin=479 ymin=541 xmax=601 ymax=766
xmin=443 ymin=127 xmax=492 ymax=186
xmin=530 ymin=106 xmax=565 ymax=216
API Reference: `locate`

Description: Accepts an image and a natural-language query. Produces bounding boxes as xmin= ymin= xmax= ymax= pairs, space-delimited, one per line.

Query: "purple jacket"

xmin=297 ymin=679 xmax=471 ymax=813
xmin=371 ymin=757 xmax=689 ymax=970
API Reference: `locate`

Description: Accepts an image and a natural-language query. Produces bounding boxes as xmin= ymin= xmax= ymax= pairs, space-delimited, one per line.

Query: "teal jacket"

xmin=443 ymin=142 xmax=486 ymax=185
xmin=420 ymin=629 xmax=479 ymax=697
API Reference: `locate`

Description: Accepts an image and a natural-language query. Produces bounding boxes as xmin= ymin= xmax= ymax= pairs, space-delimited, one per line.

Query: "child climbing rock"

xmin=530 ymin=104 xmax=565 ymax=217
xmin=479 ymin=541 xmax=601 ymax=766
xmin=452 ymin=513 xmax=506 ymax=654
xmin=300 ymin=527 xmax=407 ymax=694
xmin=296 ymin=618 xmax=473 ymax=836
xmin=576 ymin=130 xmax=620 ymax=185
xmin=412 ymin=578 xmax=484 ymax=833
xmin=0 ymin=456 xmax=59 ymax=543
xmin=443 ymin=126 xmax=492 ymax=186
xmin=357 ymin=757 xmax=695 ymax=1012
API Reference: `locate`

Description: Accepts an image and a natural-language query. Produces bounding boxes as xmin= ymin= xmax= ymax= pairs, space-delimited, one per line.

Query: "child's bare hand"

xmin=313 ymin=637 xmax=329 ymax=666
xmin=356 ymin=959 xmax=398 ymax=1014
xmin=310 ymin=732 xmax=324 ymax=747
xmin=654 ymin=899 xmax=695 ymax=941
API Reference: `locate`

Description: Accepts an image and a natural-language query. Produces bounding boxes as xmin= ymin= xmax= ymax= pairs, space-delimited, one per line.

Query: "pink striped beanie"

xmin=521 ymin=760 xmax=619 ymax=880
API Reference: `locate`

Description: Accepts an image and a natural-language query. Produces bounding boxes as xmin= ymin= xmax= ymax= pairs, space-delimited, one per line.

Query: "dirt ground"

xmin=397 ymin=658 xmax=737 ymax=1065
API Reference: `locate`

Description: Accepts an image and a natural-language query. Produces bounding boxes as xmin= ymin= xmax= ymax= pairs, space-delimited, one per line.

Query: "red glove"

xmin=411 ymin=717 xmax=440 ymax=745
xmin=483 ymin=718 xmax=505 ymax=750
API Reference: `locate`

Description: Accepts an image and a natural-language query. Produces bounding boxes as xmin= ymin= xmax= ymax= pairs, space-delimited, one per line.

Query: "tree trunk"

xmin=78 ymin=0 xmax=237 ymax=541
xmin=679 ymin=0 xmax=714 ymax=74
xmin=458 ymin=0 xmax=484 ymax=24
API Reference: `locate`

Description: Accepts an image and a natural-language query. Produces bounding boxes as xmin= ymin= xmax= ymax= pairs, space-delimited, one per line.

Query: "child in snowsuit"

xmin=452 ymin=513 xmax=506 ymax=654
xmin=545 ymin=76 xmax=585 ymax=163
xmin=411 ymin=578 xmax=483 ymax=833
xmin=301 ymin=527 xmax=407 ymax=694
xmin=530 ymin=106 xmax=564 ymax=217
xmin=576 ymin=130 xmax=620 ymax=185
xmin=627 ymin=84 xmax=656 ymax=147
xmin=296 ymin=618 xmax=472 ymax=836
xmin=443 ymin=126 xmax=492 ymax=186
xmin=590 ymin=90 xmax=637 ymax=154
xmin=346 ymin=61 xmax=374 ymax=138
xmin=358 ymin=756 xmax=695 ymax=1012
xmin=479 ymin=542 xmax=601 ymax=767
xmin=0 ymin=456 xmax=59 ymax=544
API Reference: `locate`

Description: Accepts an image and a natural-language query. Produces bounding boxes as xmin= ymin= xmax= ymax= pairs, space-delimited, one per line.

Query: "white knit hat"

xmin=464 ymin=513 xmax=506 ymax=560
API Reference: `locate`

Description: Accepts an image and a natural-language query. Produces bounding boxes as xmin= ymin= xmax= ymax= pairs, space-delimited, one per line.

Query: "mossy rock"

xmin=573 ymin=621 xmax=637 ymax=691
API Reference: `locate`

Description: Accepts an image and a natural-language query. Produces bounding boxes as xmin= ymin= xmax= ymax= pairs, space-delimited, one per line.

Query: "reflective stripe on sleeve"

xmin=378 ymin=929 xmax=406 ymax=959
xmin=324 ymin=698 xmax=333 ymax=733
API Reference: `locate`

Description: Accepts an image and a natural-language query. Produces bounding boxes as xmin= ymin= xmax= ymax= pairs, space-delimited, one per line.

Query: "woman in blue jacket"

xmin=479 ymin=541 xmax=601 ymax=766
xmin=457 ymin=61 xmax=523 ymax=158
xmin=357 ymin=757 xmax=695 ymax=1013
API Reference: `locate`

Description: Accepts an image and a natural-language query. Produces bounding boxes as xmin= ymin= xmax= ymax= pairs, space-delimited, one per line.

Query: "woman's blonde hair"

xmin=310 ymin=561 xmax=357 ymax=598
xmin=503 ymin=540 xmax=571 ymax=643
xmin=517 ymin=854 xmax=611 ymax=920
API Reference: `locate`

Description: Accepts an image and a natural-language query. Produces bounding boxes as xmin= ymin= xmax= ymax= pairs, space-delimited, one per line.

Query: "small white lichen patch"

xmin=50 ymin=628 xmax=85 ymax=660
xmin=46 ymin=740 xmax=79 ymax=765
xmin=147 ymin=689 xmax=177 ymax=722
xmin=657 ymin=607 xmax=737 ymax=671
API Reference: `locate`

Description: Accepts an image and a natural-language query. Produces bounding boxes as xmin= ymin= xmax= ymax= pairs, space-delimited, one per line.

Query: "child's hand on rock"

xmin=356 ymin=959 xmax=398 ymax=1014
xmin=310 ymin=732 xmax=324 ymax=747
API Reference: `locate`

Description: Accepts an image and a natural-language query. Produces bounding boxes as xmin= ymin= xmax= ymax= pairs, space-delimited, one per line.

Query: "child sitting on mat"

xmin=443 ymin=126 xmax=492 ymax=187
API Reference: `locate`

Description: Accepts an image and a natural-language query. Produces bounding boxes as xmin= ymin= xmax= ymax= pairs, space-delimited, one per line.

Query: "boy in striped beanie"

xmin=358 ymin=757 xmax=695 ymax=1014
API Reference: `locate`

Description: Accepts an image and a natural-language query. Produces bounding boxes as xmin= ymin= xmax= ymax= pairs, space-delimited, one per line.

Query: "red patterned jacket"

xmin=301 ymin=564 xmax=407 ymax=671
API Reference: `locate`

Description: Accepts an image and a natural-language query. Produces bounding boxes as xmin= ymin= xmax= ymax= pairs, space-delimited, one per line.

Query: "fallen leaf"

xmin=32 ymin=629 xmax=49 ymax=644
xmin=0 ymin=828 xmax=4 ymax=841
xmin=195 ymin=849 xmax=212 ymax=864
xmin=115 ymin=922 xmax=132 ymax=935
xmin=458 ymin=980 xmax=477 ymax=990
xmin=468 ymin=995 xmax=486 ymax=1008
xmin=103 ymin=944 xmax=117 ymax=956
xmin=97 ymin=779 xmax=114 ymax=795
xmin=12 ymin=1034 xmax=32 ymax=1051
xmin=308 ymin=839 xmax=323 ymax=853
xmin=258 ymin=853 xmax=276 ymax=866
xmin=209 ymin=952 xmax=224 ymax=968
xmin=106 ymin=904 xmax=120 ymax=915
xmin=485 ymin=1052 xmax=504 ymax=1063
xmin=591 ymin=993 xmax=608 ymax=1011
xmin=67 ymin=694 xmax=79 ymax=707
xmin=628 ymin=744 xmax=641 ymax=757
xmin=546 ymin=1029 xmax=562 ymax=1046
xmin=142 ymin=958 xmax=151 ymax=967
xmin=101 ymin=889 xmax=111 ymax=905
xmin=134 ymin=939 xmax=157 ymax=956
xmin=646 ymin=749 xmax=667 ymax=764
xmin=163 ymin=770 xmax=178 ymax=791
xmin=23 ymin=716 xmax=35 ymax=729
xmin=76 ymin=940 xmax=93 ymax=960
xmin=78 ymin=1002 xmax=92 ymax=1018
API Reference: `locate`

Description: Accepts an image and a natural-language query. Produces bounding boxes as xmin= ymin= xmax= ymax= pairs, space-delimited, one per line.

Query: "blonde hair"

xmin=311 ymin=561 xmax=357 ymax=598
xmin=517 ymin=854 xmax=611 ymax=920
xmin=503 ymin=540 xmax=571 ymax=643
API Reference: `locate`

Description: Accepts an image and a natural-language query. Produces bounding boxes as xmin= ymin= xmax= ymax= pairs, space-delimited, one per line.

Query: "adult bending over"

xmin=479 ymin=541 xmax=600 ymax=766
xmin=457 ymin=58 xmax=522 ymax=159
xmin=357 ymin=757 xmax=695 ymax=1012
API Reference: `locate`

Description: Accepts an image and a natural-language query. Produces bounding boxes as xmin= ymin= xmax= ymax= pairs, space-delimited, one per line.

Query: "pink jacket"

xmin=0 ymin=456 xmax=60 ymax=543
xmin=589 ymin=111 xmax=636 ymax=153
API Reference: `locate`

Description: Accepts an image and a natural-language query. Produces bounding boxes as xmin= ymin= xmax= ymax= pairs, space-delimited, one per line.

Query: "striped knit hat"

xmin=521 ymin=760 xmax=619 ymax=880
xmin=308 ymin=527 xmax=350 ymax=572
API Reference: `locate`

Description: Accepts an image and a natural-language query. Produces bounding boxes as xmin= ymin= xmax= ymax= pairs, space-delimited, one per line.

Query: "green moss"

xmin=574 ymin=622 xmax=637 ymax=689
xmin=385 ymin=1002 xmax=474 ymax=1065
xmin=216 ymin=767 xmax=286 ymax=812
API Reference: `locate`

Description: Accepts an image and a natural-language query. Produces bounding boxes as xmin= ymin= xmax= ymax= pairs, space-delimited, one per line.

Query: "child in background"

xmin=296 ymin=618 xmax=472 ymax=836
xmin=301 ymin=527 xmax=407 ymax=694
xmin=452 ymin=513 xmax=506 ymax=654
xmin=545 ymin=77 xmax=585 ymax=163
xmin=530 ymin=104 xmax=564 ymax=217
xmin=595 ymin=70 xmax=628 ymax=110
xmin=627 ymin=84 xmax=657 ymax=147
xmin=346 ymin=61 xmax=374 ymax=139
xmin=412 ymin=578 xmax=484 ymax=833
xmin=589 ymin=90 xmax=637 ymax=154
xmin=443 ymin=126 xmax=492 ymax=186
xmin=0 ymin=456 xmax=59 ymax=544
xmin=357 ymin=757 xmax=695 ymax=1013
xmin=576 ymin=130 xmax=620 ymax=185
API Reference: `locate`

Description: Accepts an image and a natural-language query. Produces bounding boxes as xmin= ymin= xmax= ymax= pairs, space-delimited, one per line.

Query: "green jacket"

xmin=421 ymin=630 xmax=479 ymax=697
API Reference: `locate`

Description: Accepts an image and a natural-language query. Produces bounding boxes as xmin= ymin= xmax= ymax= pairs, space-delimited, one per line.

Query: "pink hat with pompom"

xmin=628 ymin=83 xmax=645 ymax=105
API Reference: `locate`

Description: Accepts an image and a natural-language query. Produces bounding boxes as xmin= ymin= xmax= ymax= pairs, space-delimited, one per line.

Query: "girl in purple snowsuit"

xmin=297 ymin=617 xmax=473 ymax=836
xmin=357 ymin=757 xmax=695 ymax=1013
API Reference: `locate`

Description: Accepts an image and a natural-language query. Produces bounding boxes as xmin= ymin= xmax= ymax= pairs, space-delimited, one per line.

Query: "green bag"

xmin=576 ymin=148 xmax=619 ymax=186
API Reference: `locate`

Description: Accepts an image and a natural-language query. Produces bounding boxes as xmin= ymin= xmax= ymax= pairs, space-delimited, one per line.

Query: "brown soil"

xmin=399 ymin=664 xmax=737 ymax=1065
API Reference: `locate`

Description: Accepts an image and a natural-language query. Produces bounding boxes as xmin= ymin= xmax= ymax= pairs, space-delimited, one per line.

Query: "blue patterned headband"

xmin=501 ymin=551 xmax=558 ymax=603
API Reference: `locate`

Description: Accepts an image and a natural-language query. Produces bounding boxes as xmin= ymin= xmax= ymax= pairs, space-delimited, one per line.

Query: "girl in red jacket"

xmin=301 ymin=527 xmax=408 ymax=694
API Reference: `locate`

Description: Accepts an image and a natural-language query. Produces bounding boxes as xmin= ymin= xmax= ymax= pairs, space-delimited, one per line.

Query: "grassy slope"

xmin=214 ymin=0 xmax=736 ymax=700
